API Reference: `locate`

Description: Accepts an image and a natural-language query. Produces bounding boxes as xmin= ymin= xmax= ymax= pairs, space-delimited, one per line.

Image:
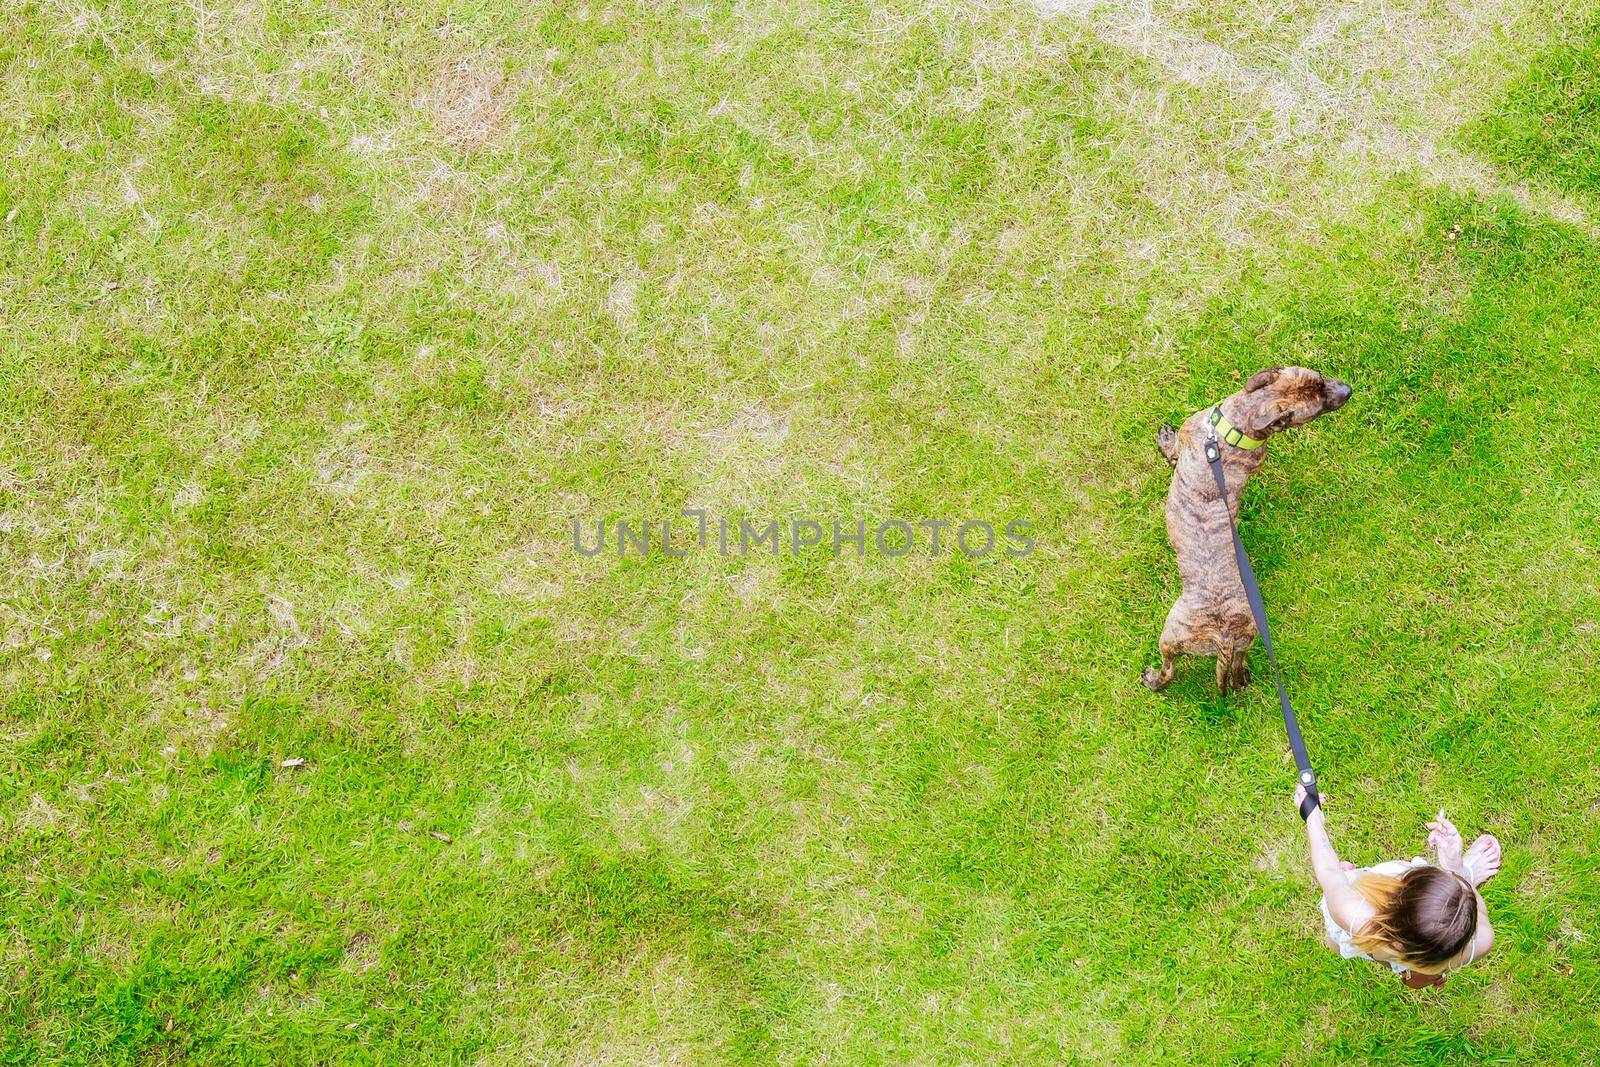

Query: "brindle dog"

xmin=1143 ymin=367 xmax=1351 ymax=694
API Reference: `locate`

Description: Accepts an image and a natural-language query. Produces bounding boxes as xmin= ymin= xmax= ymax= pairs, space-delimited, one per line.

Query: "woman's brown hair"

xmin=1352 ymin=866 xmax=1478 ymax=973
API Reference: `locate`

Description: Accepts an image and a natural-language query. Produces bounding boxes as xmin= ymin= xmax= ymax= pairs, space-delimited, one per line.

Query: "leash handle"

xmin=1205 ymin=436 xmax=1321 ymax=821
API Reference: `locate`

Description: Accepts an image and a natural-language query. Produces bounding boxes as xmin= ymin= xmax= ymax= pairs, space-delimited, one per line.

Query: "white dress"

xmin=1319 ymin=857 xmax=1428 ymax=974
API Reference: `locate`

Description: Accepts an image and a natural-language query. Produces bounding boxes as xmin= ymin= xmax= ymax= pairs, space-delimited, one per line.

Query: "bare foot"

xmin=1462 ymin=835 xmax=1502 ymax=887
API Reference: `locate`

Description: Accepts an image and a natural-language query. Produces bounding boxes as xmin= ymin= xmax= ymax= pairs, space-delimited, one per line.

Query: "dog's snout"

xmin=1325 ymin=379 xmax=1352 ymax=410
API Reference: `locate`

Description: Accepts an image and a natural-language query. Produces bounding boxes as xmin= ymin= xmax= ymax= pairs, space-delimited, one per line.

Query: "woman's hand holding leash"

xmin=1294 ymin=783 xmax=1328 ymax=830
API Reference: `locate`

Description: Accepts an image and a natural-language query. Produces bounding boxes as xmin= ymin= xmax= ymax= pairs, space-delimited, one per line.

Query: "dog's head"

xmin=1234 ymin=366 xmax=1351 ymax=437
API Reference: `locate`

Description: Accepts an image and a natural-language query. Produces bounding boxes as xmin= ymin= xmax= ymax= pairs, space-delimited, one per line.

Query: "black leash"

xmin=1204 ymin=429 xmax=1321 ymax=821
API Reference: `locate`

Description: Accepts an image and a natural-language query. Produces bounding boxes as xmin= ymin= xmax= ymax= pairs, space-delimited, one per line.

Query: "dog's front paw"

xmin=1156 ymin=424 xmax=1179 ymax=466
xmin=1141 ymin=665 xmax=1171 ymax=691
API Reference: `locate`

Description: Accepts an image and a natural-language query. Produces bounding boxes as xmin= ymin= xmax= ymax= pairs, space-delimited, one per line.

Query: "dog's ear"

xmin=1244 ymin=367 xmax=1282 ymax=393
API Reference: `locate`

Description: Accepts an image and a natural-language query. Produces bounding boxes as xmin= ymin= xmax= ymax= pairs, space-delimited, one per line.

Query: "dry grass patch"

xmin=1034 ymin=0 xmax=1598 ymax=233
xmin=422 ymin=53 xmax=517 ymax=152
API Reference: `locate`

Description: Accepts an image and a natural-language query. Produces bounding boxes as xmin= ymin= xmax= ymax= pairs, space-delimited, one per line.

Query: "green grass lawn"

xmin=3 ymin=1 xmax=1599 ymax=1062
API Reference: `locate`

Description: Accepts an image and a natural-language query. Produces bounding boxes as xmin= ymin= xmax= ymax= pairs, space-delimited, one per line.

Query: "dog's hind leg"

xmin=1215 ymin=646 xmax=1235 ymax=694
xmin=1143 ymin=601 xmax=1189 ymax=691
xmin=1229 ymin=644 xmax=1252 ymax=689
xmin=1142 ymin=649 xmax=1177 ymax=691
xmin=1156 ymin=424 xmax=1179 ymax=467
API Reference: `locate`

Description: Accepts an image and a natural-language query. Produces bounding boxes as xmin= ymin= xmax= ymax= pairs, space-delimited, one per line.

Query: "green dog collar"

xmin=1207 ymin=406 xmax=1264 ymax=450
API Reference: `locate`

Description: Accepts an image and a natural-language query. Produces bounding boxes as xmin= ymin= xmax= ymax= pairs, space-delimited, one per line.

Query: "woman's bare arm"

xmin=1297 ymin=785 xmax=1373 ymax=933
xmin=1469 ymin=893 xmax=1494 ymax=961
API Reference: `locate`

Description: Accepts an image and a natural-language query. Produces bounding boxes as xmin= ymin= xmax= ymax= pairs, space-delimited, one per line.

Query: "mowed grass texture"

xmin=1468 ymin=17 xmax=1600 ymax=197
xmin=3 ymin=1 xmax=1599 ymax=1062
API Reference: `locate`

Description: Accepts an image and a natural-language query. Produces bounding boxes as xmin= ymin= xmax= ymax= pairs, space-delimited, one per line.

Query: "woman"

xmin=1298 ymin=786 xmax=1499 ymax=988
